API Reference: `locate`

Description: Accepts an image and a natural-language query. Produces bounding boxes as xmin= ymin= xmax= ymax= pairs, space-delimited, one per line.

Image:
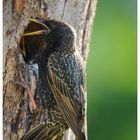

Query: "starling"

xmin=21 ymin=19 xmax=87 ymax=140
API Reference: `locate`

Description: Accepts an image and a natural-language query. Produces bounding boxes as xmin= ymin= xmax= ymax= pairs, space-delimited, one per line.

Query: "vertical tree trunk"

xmin=3 ymin=0 xmax=97 ymax=139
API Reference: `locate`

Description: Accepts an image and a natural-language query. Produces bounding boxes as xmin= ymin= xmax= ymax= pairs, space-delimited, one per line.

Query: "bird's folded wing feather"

xmin=47 ymin=54 xmax=86 ymax=139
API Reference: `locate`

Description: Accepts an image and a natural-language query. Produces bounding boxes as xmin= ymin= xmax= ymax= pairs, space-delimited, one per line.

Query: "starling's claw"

xmin=12 ymin=71 xmax=37 ymax=110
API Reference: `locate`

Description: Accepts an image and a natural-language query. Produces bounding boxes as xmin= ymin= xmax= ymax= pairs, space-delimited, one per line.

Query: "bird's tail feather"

xmin=21 ymin=123 xmax=64 ymax=140
xmin=75 ymin=132 xmax=86 ymax=140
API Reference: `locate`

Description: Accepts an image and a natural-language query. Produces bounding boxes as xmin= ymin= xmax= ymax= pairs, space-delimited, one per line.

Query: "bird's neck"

xmin=38 ymin=20 xmax=77 ymax=66
xmin=39 ymin=38 xmax=75 ymax=66
xmin=41 ymin=28 xmax=75 ymax=61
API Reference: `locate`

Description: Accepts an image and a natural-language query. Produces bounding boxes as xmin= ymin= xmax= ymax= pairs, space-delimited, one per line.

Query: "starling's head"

xmin=20 ymin=19 xmax=77 ymax=63
xmin=39 ymin=19 xmax=77 ymax=51
xmin=40 ymin=19 xmax=77 ymax=42
xmin=20 ymin=19 xmax=49 ymax=64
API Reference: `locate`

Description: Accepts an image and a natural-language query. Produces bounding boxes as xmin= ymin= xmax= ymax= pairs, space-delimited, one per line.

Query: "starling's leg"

xmin=13 ymin=71 xmax=36 ymax=110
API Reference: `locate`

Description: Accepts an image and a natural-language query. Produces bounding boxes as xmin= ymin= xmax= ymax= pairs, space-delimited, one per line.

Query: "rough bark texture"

xmin=3 ymin=0 xmax=97 ymax=140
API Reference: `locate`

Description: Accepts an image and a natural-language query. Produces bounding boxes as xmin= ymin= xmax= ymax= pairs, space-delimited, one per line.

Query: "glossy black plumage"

xmin=21 ymin=19 xmax=87 ymax=140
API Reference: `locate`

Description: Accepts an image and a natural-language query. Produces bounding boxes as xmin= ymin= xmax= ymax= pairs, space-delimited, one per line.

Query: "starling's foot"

xmin=12 ymin=71 xmax=37 ymax=110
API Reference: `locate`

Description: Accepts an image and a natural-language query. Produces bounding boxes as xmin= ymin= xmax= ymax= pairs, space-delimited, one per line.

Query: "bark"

xmin=3 ymin=0 xmax=97 ymax=140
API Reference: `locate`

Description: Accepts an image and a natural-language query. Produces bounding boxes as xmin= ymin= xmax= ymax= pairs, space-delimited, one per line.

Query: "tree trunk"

xmin=3 ymin=0 xmax=97 ymax=139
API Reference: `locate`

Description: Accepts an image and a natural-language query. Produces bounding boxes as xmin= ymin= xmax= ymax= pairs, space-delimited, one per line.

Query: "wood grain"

xmin=3 ymin=0 xmax=97 ymax=139
xmin=14 ymin=0 xmax=26 ymax=14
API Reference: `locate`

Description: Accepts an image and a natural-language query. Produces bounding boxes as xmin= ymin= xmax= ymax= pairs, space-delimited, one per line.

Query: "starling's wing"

xmin=21 ymin=123 xmax=64 ymax=140
xmin=47 ymin=53 xmax=86 ymax=140
xmin=21 ymin=123 xmax=47 ymax=140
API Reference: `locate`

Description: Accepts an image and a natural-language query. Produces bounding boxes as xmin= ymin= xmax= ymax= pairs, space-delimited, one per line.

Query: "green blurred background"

xmin=87 ymin=0 xmax=137 ymax=140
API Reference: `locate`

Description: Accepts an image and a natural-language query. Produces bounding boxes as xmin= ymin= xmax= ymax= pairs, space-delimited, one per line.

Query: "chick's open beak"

xmin=29 ymin=18 xmax=49 ymax=30
xmin=23 ymin=18 xmax=49 ymax=36
xmin=23 ymin=30 xmax=48 ymax=36
xmin=20 ymin=18 xmax=49 ymax=57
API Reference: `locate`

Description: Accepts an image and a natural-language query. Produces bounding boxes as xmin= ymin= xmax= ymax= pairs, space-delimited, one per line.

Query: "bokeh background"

xmin=87 ymin=0 xmax=137 ymax=140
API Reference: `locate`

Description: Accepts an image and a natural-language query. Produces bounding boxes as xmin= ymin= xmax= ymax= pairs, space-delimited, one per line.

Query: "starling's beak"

xmin=23 ymin=18 xmax=49 ymax=36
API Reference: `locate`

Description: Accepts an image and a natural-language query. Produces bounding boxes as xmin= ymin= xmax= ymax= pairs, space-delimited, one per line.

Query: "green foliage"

xmin=87 ymin=0 xmax=137 ymax=140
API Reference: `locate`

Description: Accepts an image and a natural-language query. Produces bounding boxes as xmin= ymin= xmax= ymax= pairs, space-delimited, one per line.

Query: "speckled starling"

xmin=21 ymin=19 xmax=87 ymax=140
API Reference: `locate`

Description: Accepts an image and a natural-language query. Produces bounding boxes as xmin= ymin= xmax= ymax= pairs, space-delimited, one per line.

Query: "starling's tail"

xmin=21 ymin=123 xmax=64 ymax=140
xmin=75 ymin=115 xmax=87 ymax=140
xmin=75 ymin=132 xmax=86 ymax=140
